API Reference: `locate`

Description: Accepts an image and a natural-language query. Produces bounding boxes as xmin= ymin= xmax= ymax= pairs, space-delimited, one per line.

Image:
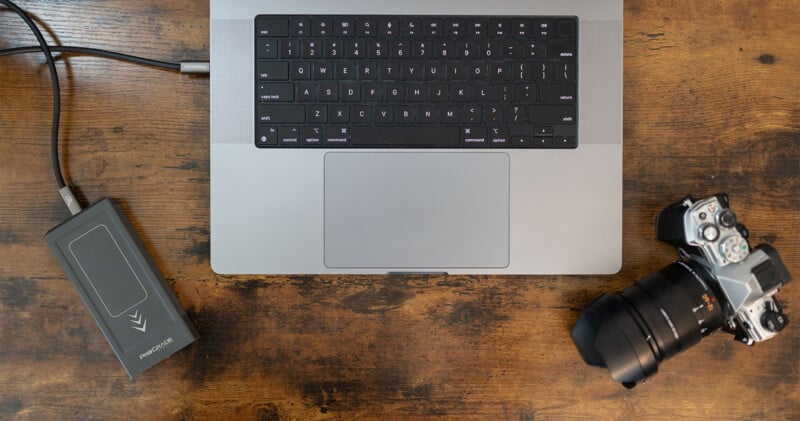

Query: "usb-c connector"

xmin=59 ymin=186 xmax=83 ymax=215
xmin=180 ymin=61 xmax=210 ymax=74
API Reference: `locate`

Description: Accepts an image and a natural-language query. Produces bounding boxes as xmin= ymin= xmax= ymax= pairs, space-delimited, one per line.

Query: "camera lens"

xmin=571 ymin=261 xmax=725 ymax=388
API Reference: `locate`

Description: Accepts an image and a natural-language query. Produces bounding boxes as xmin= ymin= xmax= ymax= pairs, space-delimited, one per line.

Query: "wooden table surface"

xmin=1 ymin=1 xmax=798 ymax=419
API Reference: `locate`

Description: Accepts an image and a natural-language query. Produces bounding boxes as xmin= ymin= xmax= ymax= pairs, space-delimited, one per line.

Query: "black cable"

xmin=1 ymin=0 xmax=66 ymax=189
xmin=0 ymin=45 xmax=182 ymax=71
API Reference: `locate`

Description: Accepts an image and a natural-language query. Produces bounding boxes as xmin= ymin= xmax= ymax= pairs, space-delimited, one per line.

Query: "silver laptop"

xmin=210 ymin=0 xmax=622 ymax=274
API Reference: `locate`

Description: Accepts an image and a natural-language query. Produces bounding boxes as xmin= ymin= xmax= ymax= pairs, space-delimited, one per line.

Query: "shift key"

xmin=258 ymin=105 xmax=305 ymax=123
xmin=529 ymin=105 xmax=575 ymax=125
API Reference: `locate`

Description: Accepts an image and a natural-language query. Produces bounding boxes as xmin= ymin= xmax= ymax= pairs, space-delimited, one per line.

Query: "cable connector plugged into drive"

xmin=46 ymin=198 xmax=198 ymax=378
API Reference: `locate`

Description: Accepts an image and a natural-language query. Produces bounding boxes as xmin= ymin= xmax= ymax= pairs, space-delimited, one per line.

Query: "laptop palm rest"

xmin=324 ymin=152 xmax=510 ymax=269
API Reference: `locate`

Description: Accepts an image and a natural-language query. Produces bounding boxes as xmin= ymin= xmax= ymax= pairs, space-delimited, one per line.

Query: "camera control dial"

xmin=700 ymin=224 xmax=719 ymax=242
xmin=720 ymin=235 xmax=748 ymax=263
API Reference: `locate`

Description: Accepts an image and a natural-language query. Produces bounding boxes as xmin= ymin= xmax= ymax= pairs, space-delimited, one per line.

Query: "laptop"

xmin=209 ymin=0 xmax=622 ymax=275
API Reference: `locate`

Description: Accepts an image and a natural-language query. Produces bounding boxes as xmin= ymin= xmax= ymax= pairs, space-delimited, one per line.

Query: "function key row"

xmin=257 ymin=16 xmax=576 ymax=40
xmin=256 ymin=38 xmax=575 ymax=60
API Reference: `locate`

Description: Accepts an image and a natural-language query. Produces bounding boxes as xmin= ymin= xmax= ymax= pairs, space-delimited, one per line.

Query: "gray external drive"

xmin=46 ymin=198 xmax=198 ymax=378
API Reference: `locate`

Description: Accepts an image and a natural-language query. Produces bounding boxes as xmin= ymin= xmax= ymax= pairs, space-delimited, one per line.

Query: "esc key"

xmin=257 ymin=17 xmax=289 ymax=37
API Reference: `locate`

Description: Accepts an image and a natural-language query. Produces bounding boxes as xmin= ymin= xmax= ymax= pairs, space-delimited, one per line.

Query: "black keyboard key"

xmin=351 ymin=127 xmax=459 ymax=147
xmin=486 ymin=105 xmax=502 ymax=123
xmin=335 ymin=18 xmax=355 ymax=37
xmin=529 ymin=105 xmax=575 ymax=125
xmin=391 ymin=41 xmax=410 ymax=59
xmin=555 ymin=136 xmax=577 ymax=148
xmin=380 ymin=62 xmax=401 ymax=80
xmin=257 ymin=62 xmax=289 ymax=80
xmin=462 ymin=106 xmax=481 ymax=123
xmin=319 ymin=82 xmax=339 ymax=101
xmin=296 ymin=83 xmax=317 ymax=101
xmin=363 ymin=83 xmax=383 ymax=101
xmin=314 ymin=62 xmax=334 ymax=80
xmin=258 ymin=83 xmax=294 ymax=102
xmin=401 ymin=18 xmax=422 ymax=37
xmin=468 ymin=19 xmax=488 ymax=38
xmin=379 ymin=18 xmax=400 ymax=37
xmin=256 ymin=126 xmax=278 ymax=146
xmin=555 ymin=62 xmax=576 ymax=82
xmin=450 ymin=85 xmax=471 ymax=102
xmin=258 ymin=104 xmax=305 ymax=123
xmin=533 ymin=19 xmax=553 ymax=39
xmin=488 ymin=127 xmax=509 ymax=145
xmin=511 ymin=136 xmax=531 ymax=146
xmin=490 ymin=19 xmax=510 ymax=38
xmin=395 ymin=106 xmax=416 ymax=123
xmin=345 ymin=40 xmax=365 ymax=58
xmin=301 ymin=126 xmax=323 ymax=145
xmin=341 ymin=83 xmax=361 ymax=101
xmin=440 ymin=106 xmax=459 ymax=123
xmin=429 ymin=84 xmax=447 ymax=102
xmin=256 ymin=39 xmax=278 ymax=59
xmin=351 ymin=105 xmax=370 ymax=123
xmin=257 ymin=17 xmax=288 ymax=37
xmin=358 ymin=18 xmax=377 ymax=37
xmin=540 ymin=84 xmax=575 ymax=103
xmin=448 ymin=19 xmax=466 ymax=37
xmin=505 ymin=105 xmax=526 ymax=124
xmin=533 ymin=136 xmax=554 ymax=147
xmin=547 ymin=39 xmax=576 ymax=60
xmin=279 ymin=40 xmax=299 ymax=58
xmin=512 ymin=19 xmax=531 ymax=38
xmin=360 ymin=62 xmax=378 ymax=80
xmin=424 ymin=18 xmax=444 ymax=37
xmin=312 ymin=18 xmax=333 ymax=37
xmin=374 ymin=105 xmax=394 ymax=123
xmin=515 ymin=84 xmax=536 ymax=102
xmin=290 ymin=18 xmax=310 ymax=37
xmin=307 ymin=104 xmax=327 ymax=122
xmin=557 ymin=19 xmax=577 ymax=39
xmin=418 ymin=106 xmax=438 ymax=123
xmin=336 ymin=62 xmax=357 ymax=80
xmin=324 ymin=40 xmax=343 ymax=58
xmin=368 ymin=41 xmax=388 ymax=59
xmin=279 ymin=126 xmax=301 ymax=144
xmin=302 ymin=40 xmax=322 ymax=58
xmin=330 ymin=105 xmax=350 ymax=123
xmin=407 ymin=85 xmax=426 ymax=102
xmin=290 ymin=62 xmax=311 ymax=79
xmin=386 ymin=83 xmax=405 ymax=101
xmin=533 ymin=62 xmax=552 ymax=81
xmin=461 ymin=126 xmax=487 ymax=146
xmin=325 ymin=126 xmax=351 ymax=145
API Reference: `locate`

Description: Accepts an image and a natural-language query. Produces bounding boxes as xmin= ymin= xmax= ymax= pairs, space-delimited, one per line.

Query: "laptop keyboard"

xmin=255 ymin=15 xmax=578 ymax=148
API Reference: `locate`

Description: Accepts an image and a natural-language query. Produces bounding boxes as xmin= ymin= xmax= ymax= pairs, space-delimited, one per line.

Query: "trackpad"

xmin=324 ymin=152 xmax=509 ymax=269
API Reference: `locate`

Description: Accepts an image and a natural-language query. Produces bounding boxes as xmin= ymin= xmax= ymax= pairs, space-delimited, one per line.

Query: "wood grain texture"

xmin=1 ymin=0 xmax=798 ymax=419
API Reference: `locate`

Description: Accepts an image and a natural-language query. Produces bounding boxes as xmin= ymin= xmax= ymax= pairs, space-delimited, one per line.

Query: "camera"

xmin=571 ymin=194 xmax=791 ymax=388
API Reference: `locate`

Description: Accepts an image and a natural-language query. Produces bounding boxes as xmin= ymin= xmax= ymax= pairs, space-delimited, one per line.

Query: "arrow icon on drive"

xmin=128 ymin=310 xmax=147 ymax=333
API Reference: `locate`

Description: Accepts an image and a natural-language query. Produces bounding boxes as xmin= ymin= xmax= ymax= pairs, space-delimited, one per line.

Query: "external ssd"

xmin=45 ymin=198 xmax=198 ymax=378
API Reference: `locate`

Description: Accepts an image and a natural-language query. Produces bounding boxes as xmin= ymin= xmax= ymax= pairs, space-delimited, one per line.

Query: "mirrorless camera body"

xmin=571 ymin=194 xmax=791 ymax=388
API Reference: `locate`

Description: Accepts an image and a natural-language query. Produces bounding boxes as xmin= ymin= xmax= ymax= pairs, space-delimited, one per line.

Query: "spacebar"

xmin=350 ymin=127 xmax=459 ymax=147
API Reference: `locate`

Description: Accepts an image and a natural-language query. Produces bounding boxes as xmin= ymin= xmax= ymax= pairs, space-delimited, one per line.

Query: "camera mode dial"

xmin=720 ymin=235 xmax=748 ymax=263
